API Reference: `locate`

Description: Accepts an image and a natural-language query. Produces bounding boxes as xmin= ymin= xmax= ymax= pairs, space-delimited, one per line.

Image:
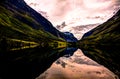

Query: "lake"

xmin=36 ymin=47 xmax=117 ymax=79
xmin=0 ymin=46 xmax=118 ymax=79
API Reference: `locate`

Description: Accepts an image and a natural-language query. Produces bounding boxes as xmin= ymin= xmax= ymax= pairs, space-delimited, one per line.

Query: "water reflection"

xmin=37 ymin=49 xmax=116 ymax=79
xmin=81 ymin=46 xmax=120 ymax=78
xmin=0 ymin=47 xmax=67 ymax=79
xmin=0 ymin=46 xmax=117 ymax=79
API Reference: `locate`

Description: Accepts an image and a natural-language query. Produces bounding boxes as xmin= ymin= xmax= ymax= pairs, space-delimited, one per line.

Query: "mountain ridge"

xmin=80 ymin=9 xmax=120 ymax=46
xmin=0 ymin=0 xmax=69 ymax=50
xmin=78 ymin=9 xmax=120 ymax=77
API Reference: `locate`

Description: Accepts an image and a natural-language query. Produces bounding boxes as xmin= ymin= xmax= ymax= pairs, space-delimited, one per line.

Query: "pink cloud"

xmin=25 ymin=0 xmax=120 ymax=25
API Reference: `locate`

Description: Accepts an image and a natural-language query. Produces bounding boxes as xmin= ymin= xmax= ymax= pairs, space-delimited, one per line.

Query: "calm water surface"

xmin=36 ymin=48 xmax=116 ymax=79
xmin=0 ymin=46 xmax=117 ymax=79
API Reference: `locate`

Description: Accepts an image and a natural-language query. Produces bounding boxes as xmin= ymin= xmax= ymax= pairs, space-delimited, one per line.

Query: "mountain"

xmin=0 ymin=0 xmax=72 ymax=79
xmin=0 ymin=0 xmax=69 ymax=50
xmin=63 ymin=32 xmax=78 ymax=42
xmin=79 ymin=10 xmax=120 ymax=77
xmin=80 ymin=10 xmax=120 ymax=46
xmin=0 ymin=46 xmax=67 ymax=79
xmin=56 ymin=21 xmax=100 ymax=39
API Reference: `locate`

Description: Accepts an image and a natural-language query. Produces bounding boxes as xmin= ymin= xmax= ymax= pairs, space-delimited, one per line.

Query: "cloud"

xmin=51 ymin=0 xmax=70 ymax=16
xmin=25 ymin=0 xmax=120 ymax=25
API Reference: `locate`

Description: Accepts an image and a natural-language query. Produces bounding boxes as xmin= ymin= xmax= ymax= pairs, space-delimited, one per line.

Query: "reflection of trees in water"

xmin=81 ymin=46 xmax=120 ymax=78
xmin=53 ymin=42 xmax=58 ymax=48
xmin=0 ymin=46 xmax=70 ymax=79
xmin=0 ymin=37 xmax=77 ymax=79
xmin=0 ymin=37 xmax=8 ymax=51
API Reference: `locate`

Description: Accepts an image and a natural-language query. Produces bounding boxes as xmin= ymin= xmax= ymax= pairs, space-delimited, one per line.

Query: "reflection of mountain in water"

xmin=62 ymin=47 xmax=78 ymax=57
xmin=79 ymin=9 xmax=120 ymax=78
xmin=0 ymin=47 xmax=67 ymax=79
xmin=81 ymin=46 xmax=120 ymax=78
xmin=0 ymin=45 xmax=117 ymax=79
xmin=37 ymin=49 xmax=116 ymax=79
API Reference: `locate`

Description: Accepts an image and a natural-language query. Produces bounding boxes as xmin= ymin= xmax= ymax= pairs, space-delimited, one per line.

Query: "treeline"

xmin=0 ymin=37 xmax=38 ymax=51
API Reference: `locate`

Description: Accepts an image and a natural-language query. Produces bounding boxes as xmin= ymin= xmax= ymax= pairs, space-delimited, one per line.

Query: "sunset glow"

xmin=37 ymin=49 xmax=115 ymax=79
xmin=25 ymin=0 xmax=120 ymax=25
xmin=24 ymin=0 xmax=120 ymax=39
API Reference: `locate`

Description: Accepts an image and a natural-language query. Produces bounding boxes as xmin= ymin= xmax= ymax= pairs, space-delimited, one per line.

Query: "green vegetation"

xmin=78 ymin=10 xmax=120 ymax=77
xmin=0 ymin=4 xmax=66 ymax=51
xmin=79 ymin=10 xmax=120 ymax=48
xmin=48 ymin=41 xmax=67 ymax=49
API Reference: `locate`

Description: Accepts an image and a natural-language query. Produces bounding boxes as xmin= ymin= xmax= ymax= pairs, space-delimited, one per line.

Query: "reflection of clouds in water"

xmin=56 ymin=59 xmax=67 ymax=68
xmin=72 ymin=56 xmax=100 ymax=66
xmin=56 ymin=49 xmax=100 ymax=66
xmin=36 ymin=49 xmax=116 ymax=79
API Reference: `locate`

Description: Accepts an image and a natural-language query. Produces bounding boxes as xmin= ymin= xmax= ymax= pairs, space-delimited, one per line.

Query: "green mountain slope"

xmin=0 ymin=1 xmax=66 ymax=50
xmin=79 ymin=10 xmax=120 ymax=47
xmin=78 ymin=10 xmax=120 ymax=77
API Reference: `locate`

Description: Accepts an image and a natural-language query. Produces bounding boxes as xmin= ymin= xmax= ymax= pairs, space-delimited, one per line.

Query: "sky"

xmin=24 ymin=0 xmax=120 ymax=39
xmin=25 ymin=0 xmax=120 ymax=26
